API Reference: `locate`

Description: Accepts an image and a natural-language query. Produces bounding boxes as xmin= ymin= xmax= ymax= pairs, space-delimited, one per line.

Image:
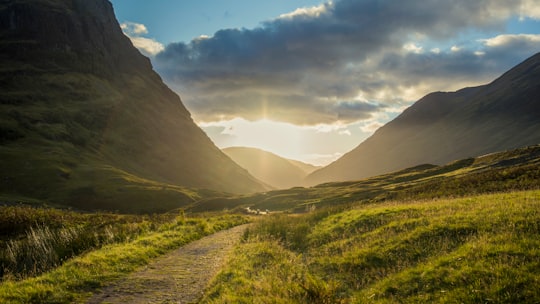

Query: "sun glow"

xmin=199 ymin=118 xmax=370 ymax=166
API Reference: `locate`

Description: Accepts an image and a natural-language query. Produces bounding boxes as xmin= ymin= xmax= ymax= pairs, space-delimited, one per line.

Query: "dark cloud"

xmin=153 ymin=0 xmax=537 ymax=125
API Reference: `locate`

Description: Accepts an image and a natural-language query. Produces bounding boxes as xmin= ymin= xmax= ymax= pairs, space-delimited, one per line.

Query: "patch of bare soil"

xmin=86 ymin=224 xmax=250 ymax=304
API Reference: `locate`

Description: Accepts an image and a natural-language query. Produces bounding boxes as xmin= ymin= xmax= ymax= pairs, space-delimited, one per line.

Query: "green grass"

xmin=202 ymin=190 xmax=540 ymax=303
xmin=0 ymin=143 xmax=228 ymax=213
xmin=0 ymin=205 xmax=181 ymax=279
xmin=0 ymin=207 xmax=247 ymax=304
xmin=190 ymin=144 xmax=540 ymax=213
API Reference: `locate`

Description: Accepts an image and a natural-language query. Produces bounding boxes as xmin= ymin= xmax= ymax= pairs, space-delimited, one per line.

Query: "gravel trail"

xmin=86 ymin=224 xmax=249 ymax=304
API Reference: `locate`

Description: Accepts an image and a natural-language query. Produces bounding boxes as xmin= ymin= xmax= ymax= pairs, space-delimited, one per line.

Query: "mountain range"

xmin=306 ymin=52 xmax=540 ymax=185
xmin=0 ymin=0 xmax=266 ymax=212
xmin=222 ymin=147 xmax=320 ymax=189
xmin=1 ymin=0 xmax=539 ymax=213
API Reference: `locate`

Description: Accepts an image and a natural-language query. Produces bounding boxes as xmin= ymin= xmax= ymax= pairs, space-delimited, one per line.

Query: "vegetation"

xmin=0 ymin=206 xmax=247 ymax=304
xmin=190 ymin=144 xmax=540 ymax=213
xmin=0 ymin=145 xmax=537 ymax=303
xmin=0 ymin=141 xmax=229 ymax=213
xmin=202 ymin=190 xmax=540 ymax=303
xmin=1 ymin=0 xmax=266 ymax=214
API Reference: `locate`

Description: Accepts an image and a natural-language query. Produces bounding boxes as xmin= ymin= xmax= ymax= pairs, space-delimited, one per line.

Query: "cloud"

xmin=450 ymin=45 xmax=461 ymax=52
xmin=128 ymin=36 xmax=165 ymax=56
xmin=360 ymin=121 xmax=384 ymax=133
xmin=278 ymin=2 xmax=330 ymax=19
xmin=154 ymin=0 xmax=538 ymax=126
xmin=520 ymin=0 xmax=540 ymax=20
xmin=403 ymin=43 xmax=423 ymax=54
xmin=120 ymin=22 xmax=149 ymax=35
xmin=121 ymin=22 xmax=164 ymax=56
xmin=481 ymin=33 xmax=540 ymax=48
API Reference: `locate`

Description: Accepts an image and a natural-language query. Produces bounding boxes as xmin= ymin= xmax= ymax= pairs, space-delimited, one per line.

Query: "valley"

xmin=1 ymin=146 xmax=539 ymax=303
xmin=1 ymin=0 xmax=539 ymax=303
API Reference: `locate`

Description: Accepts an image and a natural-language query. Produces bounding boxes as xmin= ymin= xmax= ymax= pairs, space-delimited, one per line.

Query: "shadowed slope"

xmin=306 ymin=52 xmax=540 ymax=185
xmin=0 ymin=0 xmax=266 ymax=212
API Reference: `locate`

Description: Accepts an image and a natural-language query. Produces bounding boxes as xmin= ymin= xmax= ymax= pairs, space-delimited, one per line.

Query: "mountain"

xmin=190 ymin=144 xmax=540 ymax=213
xmin=222 ymin=147 xmax=320 ymax=189
xmin=0 ymin=0 xmax=266 ymax=212
xmin=287 ymin=159 xmax=320 ymax=175
xmin=306 ymin=52 xmax=540 ymax=185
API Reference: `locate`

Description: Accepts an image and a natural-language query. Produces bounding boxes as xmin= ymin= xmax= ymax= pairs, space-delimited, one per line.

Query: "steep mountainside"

xmin=306 ymin=52 xmax=540 ymax=185
xmin=0 ymin=0 xmax=265 ymax=212
xmin=223 ymin=147 xmax=320 ymax=189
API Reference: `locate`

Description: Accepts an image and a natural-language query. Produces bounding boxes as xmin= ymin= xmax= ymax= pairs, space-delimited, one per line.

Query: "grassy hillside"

xmin=200 ymin=145 xmax=540 ymax=302
xmin=0 ymin=205 xmax=247 ymax=303
xmin=189 ymin=145 xmax=540 ymax=213
xmin=0 ymin=0 xmax=266 ymax=213
xmin=0 ymin=144 xmax=233 ymax=213
xmin=202 ymin=190 xmax=540 ymax=303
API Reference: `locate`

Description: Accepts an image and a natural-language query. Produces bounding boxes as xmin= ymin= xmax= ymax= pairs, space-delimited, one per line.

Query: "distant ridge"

xmin=190 ymin=144 xmax=540 ymax=213
xmin=0 ymin=0 xmax=266 ymax=212
xmin=223 ymin=147 xmax=320 ymax=189
xmin=306 ymin=52 xmax=540 ymax=185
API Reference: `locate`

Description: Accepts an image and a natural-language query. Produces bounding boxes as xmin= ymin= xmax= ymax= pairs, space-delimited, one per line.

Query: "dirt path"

xmin=86 ymin=224 xmax=250 ymax=304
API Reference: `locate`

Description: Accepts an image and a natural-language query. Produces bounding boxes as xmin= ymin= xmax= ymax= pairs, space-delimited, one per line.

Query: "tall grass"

xmin=0 ymin=206 xmax=172 ymax=280
xmin=202 ymin=190 xmax=540 ymax=303
xmin=0 ymin=206 xmax=248 ymax=303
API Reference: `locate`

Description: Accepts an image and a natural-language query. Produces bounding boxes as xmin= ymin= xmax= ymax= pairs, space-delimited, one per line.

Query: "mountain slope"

xmin=0 ymin=0 xmax=265 ymax=212
xmin=223 ymin=147 xmax=319 ymax=189
xmin=306 ymin=52 xmax=540 ymax=185
xmin=287 ymin=159 xmax=320 ymax=175
xmin=189 ymin=144 xmax=540 ymax=213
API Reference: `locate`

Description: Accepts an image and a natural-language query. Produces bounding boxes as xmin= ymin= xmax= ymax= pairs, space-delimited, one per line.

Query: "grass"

xmin=202 ymin=190 xmax=540 ymax=303
xmin=0 ymin=206 xmax=247 ymax=304
xmin=0 ymin=143 xmax=229 ymax=213
xmin=0 ymin=205 xmax=178 ymax=279
xmin=190 ymin=144 xmax=540 ymax=213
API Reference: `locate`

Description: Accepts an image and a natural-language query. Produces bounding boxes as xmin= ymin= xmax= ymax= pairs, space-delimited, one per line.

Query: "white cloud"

xmin=403 ymin=43 xmax=424 ymax=54
xmin=481 ymin=33 xmax=540 ymax=47
xmin=128 ymin=36 xmax=165 ymax=56
xmin=278 ymin=2 xmax=330 ymax=19
xmin=450 ymin=45 xmax=461 ymax=52
xmin=120 ymin=22 xmax=148 ymax=35
xmin=520 ymin=0 xmax=540 ymax=20
xmin=196 ymin=35 xmax=211 ymax=40
xmin=360 ymin=121 xmax=383 ymax=133
xmin=120 ymin=22 xmax=164 ymax=57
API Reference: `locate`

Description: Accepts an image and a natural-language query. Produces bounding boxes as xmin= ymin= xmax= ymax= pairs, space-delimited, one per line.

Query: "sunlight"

xmin=199 ymin=118 xmax=369 ymax=166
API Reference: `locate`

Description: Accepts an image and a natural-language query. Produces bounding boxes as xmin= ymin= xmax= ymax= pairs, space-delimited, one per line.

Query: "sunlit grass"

xmin=203 ymin=190 xmax=540 ymax=303
xmin=0 ymin=209 xmax=247 ymax=304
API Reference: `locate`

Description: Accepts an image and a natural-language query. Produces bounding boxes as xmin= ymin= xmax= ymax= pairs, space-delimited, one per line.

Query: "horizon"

xmin=110 ymin=0 xmax=540 ymax=166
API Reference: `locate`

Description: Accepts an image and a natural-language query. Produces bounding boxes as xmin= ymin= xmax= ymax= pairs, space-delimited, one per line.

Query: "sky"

xmin=110 ymin=0 xmax=540 ymax=166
